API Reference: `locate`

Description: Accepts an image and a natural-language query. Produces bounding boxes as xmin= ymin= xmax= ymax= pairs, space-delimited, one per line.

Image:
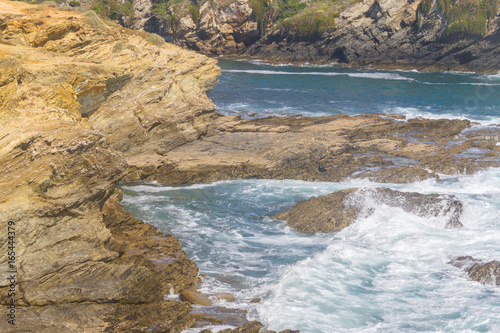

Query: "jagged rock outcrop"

xmin=451 ymin=256 xmax=500 ymax=286
xmin=246 ymin=0 xmax=500 ymax=72
xmin=274 ymin=188 xmax=464 ymax=233
xmin=1 ymin=1 xmax=498 ymax=331
xmin=177 ymin=0 xmax=259 ymax=54
xmin=129 ymin=113 xmax=500 ymax=185
xmin=0 ymin=0 xmax=219 ymax=331
xmin=131 ymin=0 xmax=259 ymax=54
xmin=124 ymin=0 xmax=500 ymax=72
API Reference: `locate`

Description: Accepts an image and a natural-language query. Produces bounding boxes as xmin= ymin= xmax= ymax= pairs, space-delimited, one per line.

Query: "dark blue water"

xmin=208 ymin=59 xmax=500 ymax=122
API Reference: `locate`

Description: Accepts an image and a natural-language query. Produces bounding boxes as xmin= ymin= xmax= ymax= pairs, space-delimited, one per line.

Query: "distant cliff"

xmin=78 ymin=0 xmax=500 ymax=72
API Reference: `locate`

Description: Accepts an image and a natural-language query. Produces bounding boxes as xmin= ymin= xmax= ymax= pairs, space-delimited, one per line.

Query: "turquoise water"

xmin=209 ymin=59 xmax=500 ymax=123
xmin=121 ymin=60 xmax=500 ymax=332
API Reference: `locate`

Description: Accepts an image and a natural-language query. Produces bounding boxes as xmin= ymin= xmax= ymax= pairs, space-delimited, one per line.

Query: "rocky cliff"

xmin=110 ymin=0 xmax=500 ymax=72
xmin=246 ymin=0 xmax=500 ymax=72
xmin=0 ymin=1 xmax=219 ymax=331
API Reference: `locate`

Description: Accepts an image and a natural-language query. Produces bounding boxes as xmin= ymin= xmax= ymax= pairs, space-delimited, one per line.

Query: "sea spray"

xmin=121 ymin=60 xmax=500 ymax=332
xmin=122 ymin=170 xmax=500 ymax=332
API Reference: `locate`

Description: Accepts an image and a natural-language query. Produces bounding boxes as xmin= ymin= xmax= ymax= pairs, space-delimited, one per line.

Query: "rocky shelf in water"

xmin=274 ymin=188 xmax=500 ymax=288
xmin=451 ymin=256 xmax=500 ymax=286
xmin=127 ymin=113 xmax=500 ymax=185
xmin=274 ymin=187 xmax=464 ymax=233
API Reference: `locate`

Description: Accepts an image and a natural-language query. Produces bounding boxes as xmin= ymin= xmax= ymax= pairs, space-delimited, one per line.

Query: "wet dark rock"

xmin=215 ymin=320 xmax=300 ymax=333
xmin=192 ymin=306 xmax=248 ymax=327
xmin=275 ymin=188 xmax=464 ymax=233
xmin=451 ymin=256 xmax=500 ymax=286
xmin=232 ymin=321 xmax=263 ymax=333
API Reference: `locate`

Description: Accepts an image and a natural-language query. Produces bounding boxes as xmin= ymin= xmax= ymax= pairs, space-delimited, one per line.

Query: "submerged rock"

xmin=451 ymin=256 xmax=500 ymax=286
xmin=274 ymin=188 xmax=464 ymax=233
xmin=214 ymin=292 xmax=237 ymax=302
xmin=216 ymin=321 xmax=300 ymax=333
xmin=181 ymin=289 xmax=213 ymax=306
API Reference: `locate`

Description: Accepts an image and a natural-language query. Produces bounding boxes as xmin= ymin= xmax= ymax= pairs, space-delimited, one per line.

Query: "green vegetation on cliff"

xmin=249 ymin=0 xmax=269 ymax=32
xmin=279 ymin=6 xmax=339 ymax=38
xmin=274 ymin=0 xmax=355 ymax=39
xmin=277 ymin=0 xmax=306 ymax=20
xmin=441 ymin=0 xmax=500 ymax=36
xmin=418 ymin=0 xmax=500 ymax=36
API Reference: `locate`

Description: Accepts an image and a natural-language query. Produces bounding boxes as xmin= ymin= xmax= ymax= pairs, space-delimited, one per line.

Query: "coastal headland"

xmin=0 ymin=0 xmax=499 ymax=332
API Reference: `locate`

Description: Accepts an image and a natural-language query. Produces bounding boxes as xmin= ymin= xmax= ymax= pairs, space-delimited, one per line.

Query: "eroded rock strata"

xmin=1 ymin=0 xmax=500 ymax=332
xmin=245 ymin=0 xmax=500 ymax=72
xmin=274 ymin=188 xmax=464 ymax=233
xmin=129 ymin=114 xmax=500 ymax=185
xmin=0 ymin=1 xmax=218 ymax=331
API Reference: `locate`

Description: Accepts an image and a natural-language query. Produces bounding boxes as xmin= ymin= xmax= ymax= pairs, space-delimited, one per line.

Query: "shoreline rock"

xmin=451 ymin=256 xmax=500 ymax=286
xmin=0 ymin=1 xmax=218 ymax=331
xmin=119 ymin=0 xmax=500 ymax=73
xmin=128 ymin=113 xmax=500 ymax=185
xmin=1 ymin=1 xmax=499 ymax=332
xmin=274 ymin=188 xmax=464 ymax=233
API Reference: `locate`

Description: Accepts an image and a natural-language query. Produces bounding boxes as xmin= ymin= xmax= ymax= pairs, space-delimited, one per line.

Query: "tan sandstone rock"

xmin=0 ymin=0 xmax=219 ymax=331
xmin=132 ymin=114 xmax=500 ymax=185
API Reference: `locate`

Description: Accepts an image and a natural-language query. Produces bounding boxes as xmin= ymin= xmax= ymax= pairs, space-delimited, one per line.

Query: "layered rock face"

xmin=0 ymin=1 xmax=219 ymax=331
xmin=132 ymin=0 xmax=259 ymax=54
xmin=274 ymin=188 xmax=464 ymax=233
xmin=1 ymin=0 xmax=499 ymax=331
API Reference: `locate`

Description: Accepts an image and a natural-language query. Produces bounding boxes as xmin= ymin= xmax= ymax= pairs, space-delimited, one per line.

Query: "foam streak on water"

xmin=210 ymin=59 xmax=500 ymax=122
xmin=121 ymin=170 xmax=500 ymax=333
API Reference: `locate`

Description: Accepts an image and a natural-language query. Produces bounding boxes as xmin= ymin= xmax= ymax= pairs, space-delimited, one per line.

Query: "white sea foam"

xmin=255 ymin=87 xmax=291 ymax=91
xmin=124 ymin=175 xmax=500 ymax=333
xmin=121 ymin=181 xmax=228 ymax=193
xmin=420 ymin=81 xmax=500 ymax=86
xmin=481 ymin=72 xmax=500 ymax=81
xmin=243 ymin=59 xmax=339 ymax=68
xmin=254 ymin=191 xmax=500 ymax=332
xmin=221 ymin=69 xmax=414 ymax=81
xmin=386 ymin=106 xmax=500 ymax=125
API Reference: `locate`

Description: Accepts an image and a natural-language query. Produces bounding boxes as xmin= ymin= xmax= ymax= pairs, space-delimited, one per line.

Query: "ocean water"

xmin=209 ymin=59 xmax=500 ymax=124
xmin=121 ymin=60 xmax=500 ymax=332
